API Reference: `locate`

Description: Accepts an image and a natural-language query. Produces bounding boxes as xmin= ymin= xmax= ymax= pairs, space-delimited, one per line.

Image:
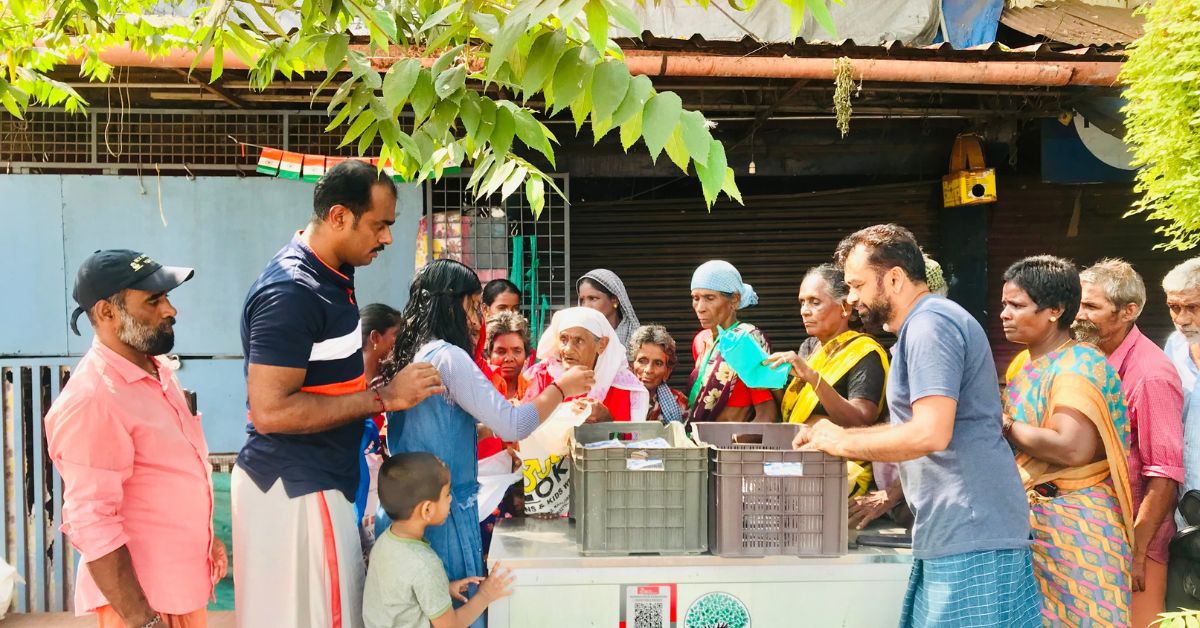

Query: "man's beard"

xmin=115 ymin=307 xmax=175 ymax=355
xmin=1072 ymin=320 xmax=1101 ymax=346
xmin=858 ymin=294 xmax=893 ymax=331
xmin=1178 ymin=326 xmax=1200 ymax=343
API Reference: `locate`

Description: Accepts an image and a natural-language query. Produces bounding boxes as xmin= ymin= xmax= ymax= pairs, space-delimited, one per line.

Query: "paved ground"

xmin=2 ymin=612 xmax=236 ymax=626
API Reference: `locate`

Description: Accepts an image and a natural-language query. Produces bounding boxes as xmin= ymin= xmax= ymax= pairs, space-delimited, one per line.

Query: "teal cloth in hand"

xmin=716 ymin=326 xmax=789 ymax=389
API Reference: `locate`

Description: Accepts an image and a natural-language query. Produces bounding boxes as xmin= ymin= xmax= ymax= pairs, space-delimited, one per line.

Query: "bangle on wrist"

xmin=370 ymin=384 xmax=386 ymax=414
xmin=550 ymin=381 xmax=565 ymax=399
xmin=140 ymin=615 xmax=162 ymax=628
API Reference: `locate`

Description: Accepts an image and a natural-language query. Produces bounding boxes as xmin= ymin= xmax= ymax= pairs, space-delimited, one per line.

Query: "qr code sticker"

xmin=633 ymin=598 xmax=667 ymax=628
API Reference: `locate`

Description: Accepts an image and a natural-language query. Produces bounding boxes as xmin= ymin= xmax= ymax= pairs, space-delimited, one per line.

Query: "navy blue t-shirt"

xmin=237 ymin=234 xmax=366 ymax=501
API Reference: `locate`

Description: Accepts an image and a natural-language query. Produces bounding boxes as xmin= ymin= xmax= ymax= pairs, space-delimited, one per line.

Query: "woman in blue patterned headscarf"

xmin=687 ymin=260 xmax=778 ymax=423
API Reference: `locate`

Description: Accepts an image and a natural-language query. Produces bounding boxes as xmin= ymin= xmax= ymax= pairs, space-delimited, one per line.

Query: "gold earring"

xmin=1049 ymin=316 xmax=1057 ymax=322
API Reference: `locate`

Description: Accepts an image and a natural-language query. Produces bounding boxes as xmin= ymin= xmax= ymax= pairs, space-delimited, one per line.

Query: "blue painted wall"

xmin=1 ymin=174 xmax=422 ymax=452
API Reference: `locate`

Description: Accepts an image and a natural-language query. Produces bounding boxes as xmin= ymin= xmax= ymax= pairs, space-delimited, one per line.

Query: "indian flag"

xmin=256 ymin=147 xmax=282 ymax=175
xmin=279 ymin=151 xmax=303 ymax=180
xmin=302 ymin=154 xmax=326 ymax=183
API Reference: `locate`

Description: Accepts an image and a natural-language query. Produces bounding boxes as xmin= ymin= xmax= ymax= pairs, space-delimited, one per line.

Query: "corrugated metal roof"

xmin=1001 ymin=0 xmax=1144 ymax=46
xmin=619 ymin=33 xmax=1125 ymax=62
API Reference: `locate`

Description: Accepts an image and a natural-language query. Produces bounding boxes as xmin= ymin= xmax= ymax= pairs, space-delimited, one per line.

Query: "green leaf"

xmin=680 ymin=110 xmax=711 ymax=164
xmin=591 ymin=115 xmax=614 ymax=144
xmin=610 ymin=74 xmax=653 ymax=128
xmin=340 ymin=111 xmax=375 ymax=148
xmin=358 ymin=121 xmax=380 ymax=156
xmin=471 ymin=12 xmax=500 ymax=40
xmin=806 ymin=0 xmax=837 ymax=38
xmin=432 ymin=44 xmax=465 ymax=76
xmin=584 ymin=0 xmax=608 ymax=53
xmin=486 ymin=0 xmax=536 ymax=77
xmin=430 ymin=99 xmax=459 ymax=132
xmin=514 ymin=109 xmax=556 ymax=166
xmin=641 ymin=91 xmax=683 ymax=162
xmin=435 ymin=65 xmax=467 ymax=98
xmin=410 ymin=70 xmax=436 ymax=123
xmin=572 ymin=87 xmax=592 ymax=133
xmin=250 ymin=1 xmax=287 ymax=36
xmin=550 ymin=46 xmax=593 ymax=116
xmin=620 ymin=111 xmax=642 ymax=151
xmin=526 ymin=176 xmax=546 ymax=218
xmin=468 ymin=151 xmax=497 ymax=189
xmin=383 ymin=59 xmax=421 ymax=113
xmin=663 ymin=124 xmax=690 ymax=173
xmin=501 ymin=165 xmax=528 ymax=198
xmin=0 ymin=91 xmax=25 ymax=119
xmin=602 ymin=0 xmax=641 ymax=34
xmin=482 ymin=159 xmax=518 ymax=197
xmin=475 ymin=98 xmax=498 ymax=145
xmin=590 ymin=60 xmax=629 ymax=121
xmin=694 ymin=138 xmax=728 ymax=206
xmin=419 ymin=1 xmax=464 ymax=33
xmin=557 ymin=0 xmax=589 ymax=23
xmin=460 ymin=93 xmax=482 ymax=137
xmin=722 ymin=167 xmax=743 ymax=204
xmin=491 ymin=106 xmax=516 ymax=157
xmin=522 ymin=30 xmax=567 ymax=99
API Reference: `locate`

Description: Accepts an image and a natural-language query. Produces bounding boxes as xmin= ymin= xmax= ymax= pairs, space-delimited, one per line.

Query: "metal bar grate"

xmin=0 ymin=109 xmax=390 ymax=172
xmin=421 ymin=173 xmax=570 ymax=333
xmin=1 ymin=360 xmax=73 ymax=614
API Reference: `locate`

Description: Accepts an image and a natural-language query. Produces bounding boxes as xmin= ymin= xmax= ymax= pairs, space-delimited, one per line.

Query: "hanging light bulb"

xmin=748 ymin=160 xmax=757 ymax=174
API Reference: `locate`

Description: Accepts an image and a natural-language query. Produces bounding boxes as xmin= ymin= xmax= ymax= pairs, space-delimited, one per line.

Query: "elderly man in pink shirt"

xmin=1076 ymin=258 xmax=1185 ymax=628
xmin=45 ymin=250 xmax=226 ymax=628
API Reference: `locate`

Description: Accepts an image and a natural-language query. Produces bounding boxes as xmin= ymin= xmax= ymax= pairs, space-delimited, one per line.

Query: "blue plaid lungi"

xmin=900 ymin=548 xmax=1042 ymax=628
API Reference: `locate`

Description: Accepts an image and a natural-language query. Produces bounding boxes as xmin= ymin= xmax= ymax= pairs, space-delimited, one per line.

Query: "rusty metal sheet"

xmin=1001 ymin=0 xmax=1144 ymax=46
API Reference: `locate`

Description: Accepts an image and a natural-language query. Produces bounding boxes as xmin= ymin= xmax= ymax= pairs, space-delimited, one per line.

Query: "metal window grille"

xmin=2 ymin=360 xmax=75 ymax=614
xmin=421 ymin=174 xmax=570 ymax=331
xmin=0 ymin=109 xmax=390 ymax=172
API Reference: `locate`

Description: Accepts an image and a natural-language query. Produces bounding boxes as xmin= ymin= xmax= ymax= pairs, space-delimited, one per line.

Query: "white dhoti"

xmin=232 ymin=466 xmax=365 ymax=628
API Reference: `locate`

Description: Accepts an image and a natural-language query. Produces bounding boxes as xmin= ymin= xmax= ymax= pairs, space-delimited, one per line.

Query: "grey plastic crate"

xmin=570 ymin=422 xmax=708 ymax=556
xmin=693 ymin=422 xmax=848 ymax=557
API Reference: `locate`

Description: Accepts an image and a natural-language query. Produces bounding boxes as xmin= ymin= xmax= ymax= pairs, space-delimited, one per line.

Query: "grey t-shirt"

xmin=363 ymin=530 xmax=453 ymax=628
xmin=889 ymin=296 xmax=1030 ymax=559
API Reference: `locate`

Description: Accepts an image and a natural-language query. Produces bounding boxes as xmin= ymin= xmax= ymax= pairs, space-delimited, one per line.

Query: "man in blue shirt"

xmin=1162 ymin=258 xmax=1200 ymax=522
xmin=233 ymin=160 xmax=444 ymax=628
xmin=796 ymin=224 xmax=1040 ymax=627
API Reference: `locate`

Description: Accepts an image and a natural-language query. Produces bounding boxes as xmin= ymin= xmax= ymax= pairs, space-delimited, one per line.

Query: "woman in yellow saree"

xmin=1000 ymin=256 xmax=1133 ymax=627
xmin=766 ymin=265 xmax=888 ymax=499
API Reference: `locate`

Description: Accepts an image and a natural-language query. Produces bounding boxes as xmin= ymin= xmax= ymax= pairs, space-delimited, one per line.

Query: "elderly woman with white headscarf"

xmin=523 ymin=307 xmax=649 ymax=422
xmin=577 ymin=269 xmax=641 ymax=349
xmin=688 ymin=260 xmax=779 ymax=423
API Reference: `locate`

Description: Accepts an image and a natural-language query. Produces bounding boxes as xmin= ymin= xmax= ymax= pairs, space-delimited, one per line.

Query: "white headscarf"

xmin=536 ymin=307 xmax=648 ymax=419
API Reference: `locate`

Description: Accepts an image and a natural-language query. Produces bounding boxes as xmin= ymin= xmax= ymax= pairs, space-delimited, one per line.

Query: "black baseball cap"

xmin=70 ymin=249 xmax=195 ymax=335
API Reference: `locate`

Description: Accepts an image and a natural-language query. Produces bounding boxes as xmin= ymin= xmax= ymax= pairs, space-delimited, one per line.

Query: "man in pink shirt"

xmin=45 ymin=250 xmax=226 ymax=628
xmin=1076 ymin=258 xmax=1185 ymax=627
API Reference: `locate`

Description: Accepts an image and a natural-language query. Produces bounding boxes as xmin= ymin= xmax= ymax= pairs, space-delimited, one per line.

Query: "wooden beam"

xmin=169 ymin=69 xmax=247 ymax=108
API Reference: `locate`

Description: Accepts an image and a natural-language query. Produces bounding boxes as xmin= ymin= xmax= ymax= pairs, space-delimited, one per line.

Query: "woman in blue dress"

xmin=377 ymin=259 xmax=593 ymax=625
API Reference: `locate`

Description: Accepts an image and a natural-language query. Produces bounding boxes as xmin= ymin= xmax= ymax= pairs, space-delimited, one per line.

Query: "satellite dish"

xmin=1074 ymin=114 xmax=1135 ymax=170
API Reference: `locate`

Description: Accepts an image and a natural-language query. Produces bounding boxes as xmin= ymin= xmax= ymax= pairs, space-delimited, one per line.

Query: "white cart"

xmin=486 ymin=518 xmax=913 ymax=628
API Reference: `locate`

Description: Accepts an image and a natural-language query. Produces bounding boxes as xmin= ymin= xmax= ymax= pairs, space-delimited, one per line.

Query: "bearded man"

xmin=1076 ymin=258 xmax=1184 ymax=627
xmin=795 ymin=224 xmax=1039 ymax=627
xmin=45 ymin=250 xmax=224 ymax=628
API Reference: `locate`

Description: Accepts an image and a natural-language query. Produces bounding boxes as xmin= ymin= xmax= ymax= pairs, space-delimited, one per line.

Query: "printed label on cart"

xmin=763 ymin=462 xmax=804 ymax=476
xmin=619 ymin=583 xmax=677 ymax=628
xmin=627 ymin=458 xmax=665 ymax=471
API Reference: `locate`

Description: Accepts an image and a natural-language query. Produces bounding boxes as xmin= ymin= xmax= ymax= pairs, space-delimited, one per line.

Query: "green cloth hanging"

xmin=509 ymin=235 xmax=525 ymax=289
xmin=524 ymin=236 xmax=542 ymax=333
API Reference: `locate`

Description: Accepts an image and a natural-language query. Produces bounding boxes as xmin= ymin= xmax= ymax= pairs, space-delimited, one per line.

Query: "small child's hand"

xmin=449 ymin=577 xmax=483 ymax=603
xmin=478 ymin=563 xmax=515 ymax=603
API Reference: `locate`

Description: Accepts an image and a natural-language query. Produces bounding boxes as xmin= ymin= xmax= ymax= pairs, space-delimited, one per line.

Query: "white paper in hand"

xmin=476 ymin=449 xmax=522 ymax=523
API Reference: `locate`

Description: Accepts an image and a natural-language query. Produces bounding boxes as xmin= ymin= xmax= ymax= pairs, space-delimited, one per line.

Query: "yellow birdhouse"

xmin=942 ymin=133 xmax=997 ymax=208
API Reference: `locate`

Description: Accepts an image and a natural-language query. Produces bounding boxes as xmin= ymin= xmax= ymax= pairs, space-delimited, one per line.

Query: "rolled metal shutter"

xmin=570 ymin=181 xmax=942 ymax=386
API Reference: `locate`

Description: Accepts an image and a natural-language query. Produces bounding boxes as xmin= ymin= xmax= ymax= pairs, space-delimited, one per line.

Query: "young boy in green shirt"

xmin=363 ymin=452 xmax=513 ymax=628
